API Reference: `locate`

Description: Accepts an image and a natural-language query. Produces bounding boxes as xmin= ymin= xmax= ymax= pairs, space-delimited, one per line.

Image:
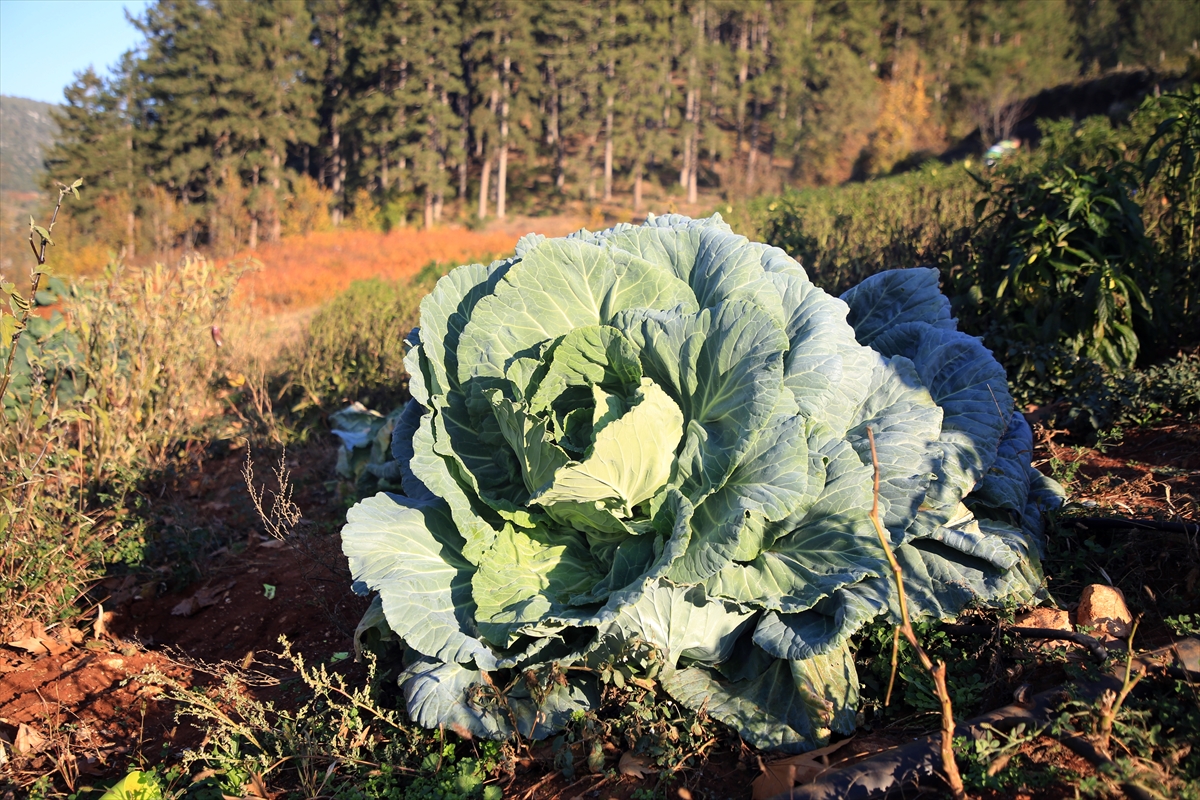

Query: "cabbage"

xmin=341 ymin=214 xmax=1062 ymax=752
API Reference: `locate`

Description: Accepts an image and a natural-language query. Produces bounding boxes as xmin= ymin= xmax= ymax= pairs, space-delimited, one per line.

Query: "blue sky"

xmin=1 ymin=0 xmax=152 ymax=104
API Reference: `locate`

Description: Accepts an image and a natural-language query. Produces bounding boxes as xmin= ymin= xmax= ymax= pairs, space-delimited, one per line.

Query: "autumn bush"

xmin=0 ymin=258 xmax=241 ymax=631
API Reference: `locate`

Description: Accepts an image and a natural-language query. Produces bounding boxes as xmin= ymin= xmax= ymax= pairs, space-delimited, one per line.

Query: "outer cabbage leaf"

xmin=667 ymin=410 xmax=812 ymax=582
xmin=662 ymin=642 xmax=858 ymax=753
xmin=402 ymin=657 xmax=598 ymax=740
xmin=703 ymin=438 xmax=885 ymax=613
xmin=840 ymin=267 xmax=956 ymax=346
xmin=342 ymin=493 xmax=496 ymax=670
xmin=869 ymin=321 xmax=1014 ymax=507
xmin=456 ymin=239 xmax=698 ymax=384
xmin=969 ymin=414 xmax=1035 ymax=515
xmin=588 ymin=580 xmax=756 ymax=670
xmin=471 ymin=524 xmax=604 ymax=646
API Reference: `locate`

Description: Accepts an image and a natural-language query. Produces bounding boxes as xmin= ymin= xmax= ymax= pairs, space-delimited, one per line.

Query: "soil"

xmin=2 ymin=419 xmax=1198 ymax=799
xmin=1036 ymin=420 xmax=1200 ymax=518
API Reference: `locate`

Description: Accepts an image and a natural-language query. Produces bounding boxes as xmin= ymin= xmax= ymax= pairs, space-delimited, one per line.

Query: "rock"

xmin=1076 ymin=584 xmax=1133 ymax=639
xmin=1015 ymin=607 xmax=1072 ymax=632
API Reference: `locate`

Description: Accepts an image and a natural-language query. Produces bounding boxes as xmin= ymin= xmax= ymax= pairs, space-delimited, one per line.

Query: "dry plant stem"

xmin=884 ymin=625 xmax=901 ymax=706
xmin=866 ymin=427 xmax=966 ymax=800
xmin=0 ymin=185 xmax=72 ymax=403
xmin=1097 ymin=618 xmax=1143 ymax=757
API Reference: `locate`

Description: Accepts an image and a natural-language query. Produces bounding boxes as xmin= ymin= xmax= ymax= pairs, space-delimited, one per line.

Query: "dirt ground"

xmin=2 ymin=418 xmax=1198 ymax=799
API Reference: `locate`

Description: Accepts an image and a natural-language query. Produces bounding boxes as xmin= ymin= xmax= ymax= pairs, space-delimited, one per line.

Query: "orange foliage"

xmin=227 ymin=220 xmax=583 ymax=312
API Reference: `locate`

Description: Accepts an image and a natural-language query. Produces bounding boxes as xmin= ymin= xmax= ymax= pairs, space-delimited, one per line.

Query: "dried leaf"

xmin=61 ymin=654 xmax=93 ymax=673
xmin=244 ymin=771 xmax=274 ymax=799
xmin=750 ymin=738 xmax=854 ymax=800
xmin=15 ymin=724 xmax=48 ymax=755
xmin=93 ymin=604 xmax=109 ymax=639
xmin=171 ymin=581 xmax=235 ymax=617
xmin=6 ymin=637 xmax=50 ymax=656
xmin=618 ymin=751 xmax=657 ymax=779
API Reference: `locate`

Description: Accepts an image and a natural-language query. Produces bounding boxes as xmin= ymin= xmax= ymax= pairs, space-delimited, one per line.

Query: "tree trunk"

xmin=687 ymin=142 xmax=698 ymax=204
xmin=682 ymin=1 xmax=705 ymax=195
xmin=207 ymin=165 xmax=218 ymax=249
xmin=498 ymin=57 xmax=511 ymax=220
xmin=125 ymin=124 xmax=135 ymax=258
xmin=736 ymin=20 xmax=749 ymax=149
xmin=680 ymin=87 xmax=694 ymax=189
xmin=330 ymin=121 xmax=343 ymax=226
xmin=270 ymin=151 xmax=282 ymax=242
xmin=424 ymin=187 xmax=434 ymax=230
xmin=497 ymin=131 xmax=508 ymax=219
xmin=746 ymin=97 xmax=761 ymax=194
xmin=633 ymin=162 xmax=644 ymax=210
xmin=435 ymin=164 xmax=444 ymax=224
xmin=478 ymin=154 xmax=491 ymax=219
xmin=249 ymin=165 xmax=260 ymax=250
xmin=549 ymin=70 xmax=565 ymax=190
xmin=604 ymin=94 xmax=614 ymax=201
xmin=688 ymin=91 xmax=700 ymax=205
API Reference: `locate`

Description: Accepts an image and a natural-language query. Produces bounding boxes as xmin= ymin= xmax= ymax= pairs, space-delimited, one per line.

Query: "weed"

xmin=1165 ymin=614 xmax=1200 ymax=637
xmin=152 ymin=638 xmax=512 ymax=800
xmin=1 ymin=256 xmax=242 ymax=632
xmin=1051 ymin=672 xmax=1200 ymax=799
xmin=957 ymin=722 xmax=1052 ymax=792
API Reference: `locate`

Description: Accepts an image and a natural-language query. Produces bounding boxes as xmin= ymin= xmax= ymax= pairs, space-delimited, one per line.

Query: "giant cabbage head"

xmin=342 ymin=214 xmax=1063 ymax=752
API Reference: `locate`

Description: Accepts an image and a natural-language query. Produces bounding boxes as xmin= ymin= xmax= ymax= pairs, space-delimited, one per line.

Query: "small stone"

xmin=1076 ymin=584 xmax=1133 ymax=640
xmin=1015 ymin=607 xmax=1071 ymax=632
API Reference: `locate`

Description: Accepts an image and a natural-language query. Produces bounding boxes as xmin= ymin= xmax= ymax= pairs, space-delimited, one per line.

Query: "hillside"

xmin=0 ymin=95 xmax=58 ymax=193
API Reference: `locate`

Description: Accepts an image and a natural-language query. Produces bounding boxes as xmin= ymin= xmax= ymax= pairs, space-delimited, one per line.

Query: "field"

xmin=2 ymin=407 xmax=1196 ymax=800
xmin=226 ymin=216 xmax=590 ymax=313
xmin=2 ymin=195 xmax=1199 ymax=800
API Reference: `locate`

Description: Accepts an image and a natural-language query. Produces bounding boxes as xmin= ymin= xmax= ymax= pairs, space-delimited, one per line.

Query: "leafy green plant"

xmin=342 ymin=214 xmax=1062 ymax=753
xmin=957 ymin=722 xmax=1049 ymax=793
xmin=1142 ymin=85 xmax=1200 ymax=319
xmin=749 ymin=161 xmax=980 ymax=294
xmin=972 ymin=160 xmax=1154 ymax=371
xmin=285 ymin=277 xmax=424 ymax=419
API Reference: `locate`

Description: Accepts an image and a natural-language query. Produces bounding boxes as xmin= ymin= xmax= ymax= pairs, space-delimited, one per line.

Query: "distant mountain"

xmin=1 ymin=95 xmax=59 ymax=194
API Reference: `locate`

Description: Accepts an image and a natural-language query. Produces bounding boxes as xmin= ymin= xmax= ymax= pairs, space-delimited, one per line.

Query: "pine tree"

xmin=311 ymin=0 xmax=348 ymax=225
xmin=532 ymin=0 xmax=591 ymax=194
xmin=45 ymin=62 xmax=144 ymax=255
xmin=466 ymin=0 xmax=535 ymax=219
xmin=610 ymin=0 xmax=664 ymax=210
xmin=240 ymin=0 xmax=320 ymax=245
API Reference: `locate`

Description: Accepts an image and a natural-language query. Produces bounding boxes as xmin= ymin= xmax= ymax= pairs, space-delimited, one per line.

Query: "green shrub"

xmin=749 ymin=161 xmax=980 ymax=295
xmin=1012 ymin=347 xmax=1200 ymax=432
xmin=1142 ymin=85 xmax=1200 ymax=325
xmin=285 ymin=277 xmax=424 ymax=418
xmin=966 ymin=160 xmax=1155 ymax=371
xmin=751 ymin=88 xmax=1198 ymax=433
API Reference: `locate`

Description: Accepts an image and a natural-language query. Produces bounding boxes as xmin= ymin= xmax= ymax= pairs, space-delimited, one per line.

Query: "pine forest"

xmin=43 ymin=0 xmax=1200 ymax=257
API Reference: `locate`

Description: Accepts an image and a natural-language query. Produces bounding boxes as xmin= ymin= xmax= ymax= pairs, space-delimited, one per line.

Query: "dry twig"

xmin=866 ymin=427 xmax=966 ymax=800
